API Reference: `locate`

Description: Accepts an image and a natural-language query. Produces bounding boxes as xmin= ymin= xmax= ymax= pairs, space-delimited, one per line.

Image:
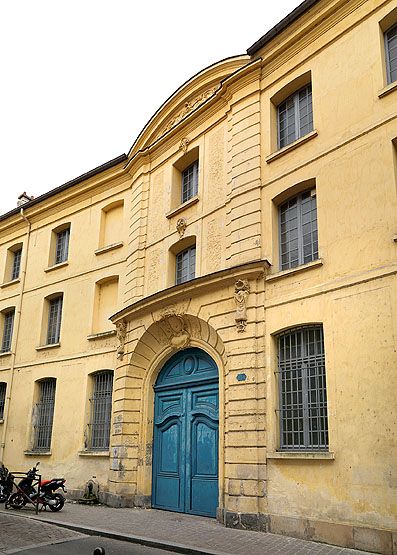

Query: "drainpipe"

xmin=0 ymin=208 xmax=32 ymax=461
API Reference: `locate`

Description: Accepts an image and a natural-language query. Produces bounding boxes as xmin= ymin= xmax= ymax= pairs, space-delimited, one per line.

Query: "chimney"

xmin=17 ymin=192 xmax=35 ymax=207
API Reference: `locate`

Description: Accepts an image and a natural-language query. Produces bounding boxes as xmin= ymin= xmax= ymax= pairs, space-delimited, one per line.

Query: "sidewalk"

xmin=0 ymin=503 xmax=377 ymax=555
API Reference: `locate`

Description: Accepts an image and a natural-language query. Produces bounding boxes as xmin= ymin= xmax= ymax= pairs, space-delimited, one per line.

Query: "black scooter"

xmin=7 ymin=462 xmax=66 ymax=511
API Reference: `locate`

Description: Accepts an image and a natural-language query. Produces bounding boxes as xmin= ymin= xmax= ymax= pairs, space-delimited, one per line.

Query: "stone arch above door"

xmin=109 ymin=311 xmax=227 ymax=511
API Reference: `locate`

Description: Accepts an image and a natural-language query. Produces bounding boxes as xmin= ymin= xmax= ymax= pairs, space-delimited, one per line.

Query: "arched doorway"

xmin=152 ymin=347 xmax=219 ymax=517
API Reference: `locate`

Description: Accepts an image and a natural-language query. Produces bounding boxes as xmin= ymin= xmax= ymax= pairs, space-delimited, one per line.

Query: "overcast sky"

xmin=0 ymin=0 xmax=301 ymax=215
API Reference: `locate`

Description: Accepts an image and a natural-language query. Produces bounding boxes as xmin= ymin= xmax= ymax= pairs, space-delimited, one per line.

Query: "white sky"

xmin=0 ymin=0 xmax=301 ymax=216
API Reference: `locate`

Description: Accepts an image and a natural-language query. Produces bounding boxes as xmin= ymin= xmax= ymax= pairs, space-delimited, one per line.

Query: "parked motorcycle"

xmin=7 ymin=462 xmax=66 ymax=511
xmin=0 ymin=464 xmax=14 ymax=503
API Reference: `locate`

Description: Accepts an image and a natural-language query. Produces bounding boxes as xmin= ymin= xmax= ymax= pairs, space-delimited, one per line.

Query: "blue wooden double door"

xmin=152 ymin=348 xmax=219 ymax=517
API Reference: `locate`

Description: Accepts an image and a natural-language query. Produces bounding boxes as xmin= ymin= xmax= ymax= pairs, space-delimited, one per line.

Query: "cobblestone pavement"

xmin=0 ymin=504 xmax=378 ymax=555
xmin=0 ymin=512 xmax=85 ymax=554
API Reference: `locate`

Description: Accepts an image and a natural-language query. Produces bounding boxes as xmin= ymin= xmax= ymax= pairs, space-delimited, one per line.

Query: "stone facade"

xmin=0 ymin=1 xmax=396 ymax=553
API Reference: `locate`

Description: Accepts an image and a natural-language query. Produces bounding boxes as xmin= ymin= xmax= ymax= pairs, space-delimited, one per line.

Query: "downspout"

xmin=0 ymin=208 xmax=32 ymax=461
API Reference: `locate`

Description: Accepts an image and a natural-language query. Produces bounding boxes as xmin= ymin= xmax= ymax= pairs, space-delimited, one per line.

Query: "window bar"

xmin=33 ymin=379 xmax=56 ymax=451
xmin=89 ymin=371 xmax=113 ymax=450
xmin=11 ymin=249 xmax=22 ymax=281
xmin=2 ymin=310 xmax=15 ymax=353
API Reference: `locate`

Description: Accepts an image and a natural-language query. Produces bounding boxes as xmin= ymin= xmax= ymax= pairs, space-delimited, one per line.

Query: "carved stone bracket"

xmin=234 ymin=279 xmax=250 ymax=332
xmin=179 ymin=137 xmax=190 ymax=153
xmin=176 ymin=218 xmax=187 ymax=237
xmin=116 ymin=320 xmax=127 ymax=360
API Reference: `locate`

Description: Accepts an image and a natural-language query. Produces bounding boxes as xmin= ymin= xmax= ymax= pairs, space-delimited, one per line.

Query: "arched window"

xmin=88 ymin=370 xmax=113 ymax=450
xmin=276 ymin=325 xmax=328 ymax=451
xmin=385 ymin=23 xmax=397 ymax=84
xmin=33 ymin=378 xmax=56 ymax=452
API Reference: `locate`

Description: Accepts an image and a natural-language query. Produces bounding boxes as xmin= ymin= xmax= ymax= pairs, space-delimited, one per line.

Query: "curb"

xmin=0 ymin=510 xmax=227 ymax=555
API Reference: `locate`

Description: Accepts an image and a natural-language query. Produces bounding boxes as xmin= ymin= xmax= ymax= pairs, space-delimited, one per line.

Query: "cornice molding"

xmin=124 ymin=58 xmax=262 ymax=177
xmin=110 ymin=259 xmax=269 ymax=324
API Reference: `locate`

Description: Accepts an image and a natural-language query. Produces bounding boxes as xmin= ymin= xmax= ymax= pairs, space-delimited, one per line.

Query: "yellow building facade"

xmin=0 ymin=0 xmax=396 ymax=552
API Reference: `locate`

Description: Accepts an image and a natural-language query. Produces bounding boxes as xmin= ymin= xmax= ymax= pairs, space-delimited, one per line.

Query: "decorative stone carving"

xmin=179 ymin=137 xmax=190 ymax=152
xmin=176 ymin=218 xmax=187 ymax=237
xmin=160 ymin=313 xmax=190 ymax=351
xmin=234 ymin=279 xmax=250 ymax=332
xmin=162 ymin=86 xmax=218 ymax=135
xmin=116 ymin=320 xmax=127 ymax=360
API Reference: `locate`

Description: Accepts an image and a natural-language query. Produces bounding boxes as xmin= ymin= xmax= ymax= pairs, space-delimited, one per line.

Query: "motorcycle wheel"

xmin=8 ymin=492 xmax=26 ymax=509
xmin=48 ymin=493 xmax=65 ymax=512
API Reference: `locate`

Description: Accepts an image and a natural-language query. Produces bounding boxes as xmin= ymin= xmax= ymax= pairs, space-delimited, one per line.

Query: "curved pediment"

xmin=127 ymin=55 xmax=250 ymax=159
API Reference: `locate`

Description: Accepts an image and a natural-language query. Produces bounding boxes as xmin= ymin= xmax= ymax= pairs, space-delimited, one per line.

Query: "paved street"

xmin=17 ymin=536 xmax=171 ymax=554
xmin=0 ymin=503 xmax=378 ymax=555
xmin=0 ymin=512 xmax=84 ymax=554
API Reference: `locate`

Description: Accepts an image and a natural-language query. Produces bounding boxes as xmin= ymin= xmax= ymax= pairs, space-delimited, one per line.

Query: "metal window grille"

xmin=0 ymin=383 xmax=6 ymax=420
xmin=11 ymin=249 xmax=22 ymax=280
xmin=181 ymin=161 xmax=198 ymax=203
xmin=55 ymin=228 xmax=70 ymax=264
xmin=176 ymin=246 xmax=196 ymax=284
xmin=279 ymin=190 xmax=318 ymax=270
xmin=385 ymin=24 xmax=397 ymax=84
xmin=277 ymin=326 xmax=328 ymax=450
xmin=278 ymin=84 xmax=313 ymax=148
xmin=1 ymin=310 xmax=15 ymax=353
xmin=47 ymin=296 xmax=63 ymax=345
xmin=88 ymin=371 xmax=113 ymax=450
xmin=33 ymin=379 xmax=56 ymax=451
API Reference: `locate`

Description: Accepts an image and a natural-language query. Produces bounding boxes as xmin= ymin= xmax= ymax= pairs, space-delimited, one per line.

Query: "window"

xmin=176 ymin=245 xmax=196 ymax=284
xmin=55 ymin=228 xmax=70 ymax=264
xmin=33 ymin=379 xmax=56 ymax=452
xmin=277 ymin=326 xmax=328 ymax=451
xmin=385 ymin=24 xmax=397 ymax=84
xmin=11 ymin=248 xmax=22 ymax=280
xmin=0 ymin=383 xmax=6 ymax=420
xmin=88 ymin=371 xmax=113 ymax=450
xmin=279 ymin=190 xmax=318 ymax=270
xmin=47 ymin=295 xmax=63 ymax=344
xmin=92 ymin=277 xmax=118 ymax=334
xmin=99 ymin=201 xmax=124 ymax=249
xmin=1 ymin=309 xmax=15 ymax=353
xmin=181 ymin=161 xmax=198 ymax=203
xmin=278 ymin=84 xmax=313 ymax=148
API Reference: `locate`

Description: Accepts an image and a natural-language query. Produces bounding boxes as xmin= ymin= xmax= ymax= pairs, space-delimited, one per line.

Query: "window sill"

xmin=378 ymin=81 xmax=397 ymax=99
xmin=36 ymin=343 xmax=61 ymax=351
xmin=44 ymin=261 xmax=68 ymax=273
xmin=24 ymin=450 xmax=52 ymax=456
xmin=266 ymin=258 xmax=323 ymax=282
xmin=166 ymin=196 xmax=199 ymax=219
xmin=0 ymin=351 xmax=12 ymax=358
xmin=267 ymin=451 xmax=335 ymax=460
xmin=78 ymin=450 xmax=109 ymax=457
xmin=266 ymin=130 xmax=318 ymax=163
xmin=95 ymin=242 xmax=124 ymax=256
xmin=0 ymin=278 xmax=21 ymax=289
xmin=87 ymin=330 xmax=116 ymax=341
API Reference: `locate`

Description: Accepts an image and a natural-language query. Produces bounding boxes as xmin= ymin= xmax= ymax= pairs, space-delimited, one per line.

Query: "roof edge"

xmin=0 ymin=153 xmax=127 ymax=223
xmin=247 ymin=0 xmax=320 ymax=56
